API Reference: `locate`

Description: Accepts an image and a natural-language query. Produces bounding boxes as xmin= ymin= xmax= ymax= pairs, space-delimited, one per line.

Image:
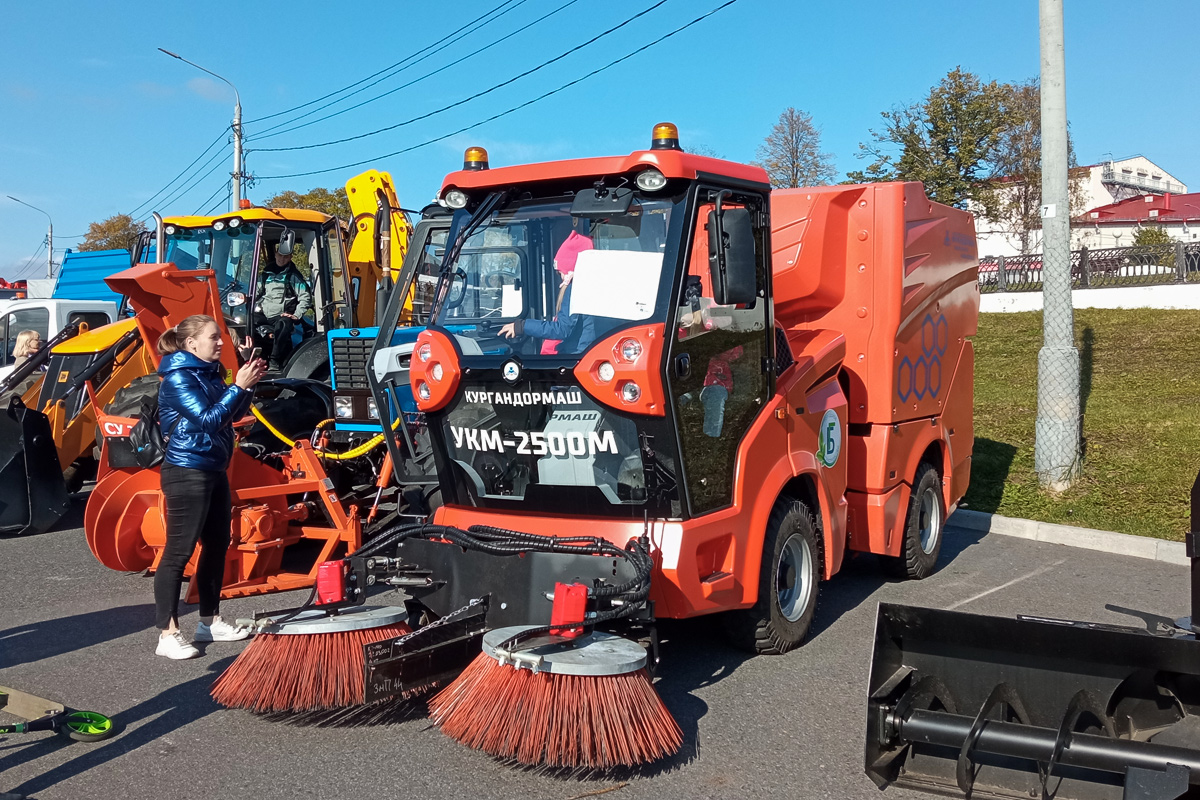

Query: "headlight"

xmin=443 ymin=189 xmax=469 ymax=209
xmin=164 ymin=225 xmax=177 ymax=235
xmin=620 ymin=382 xmax=641 ymax=403
xmin=597 ymin=362 xmax=615 ymax=383
xmin=417 ymin=343 xmax=432 ymax=362
xmin=228 ymin=217 xmax=243 ymax=229
xmin=430 ymin=362 xmax=444 ymax=382
xmin=417 ymin=382 xmax=431 ymax=401
xmin=366 ymin=398 xmax=379 ymax=419
xmin=213 ymin=220 xmax=226 ymax=232
xmin=618 ymin=338 xmax=642 ymax=362
xmin=635 ymin=168 xmax=667 ymax=192
xmin=334 ymin=396 xmax=353 ymax=418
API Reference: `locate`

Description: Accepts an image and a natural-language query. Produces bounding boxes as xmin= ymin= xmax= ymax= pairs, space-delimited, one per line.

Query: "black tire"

xmin=94 ymin=374 xmax=162 ymax=453
xmin=882 ymin=461 xmax=945 ymax=580
xmin=724 ymin=499 xmax=822 ymax=655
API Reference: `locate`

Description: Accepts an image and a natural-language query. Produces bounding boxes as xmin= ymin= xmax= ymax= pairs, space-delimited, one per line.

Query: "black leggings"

xmin=155 ymin=464 xmax=232 ymax=630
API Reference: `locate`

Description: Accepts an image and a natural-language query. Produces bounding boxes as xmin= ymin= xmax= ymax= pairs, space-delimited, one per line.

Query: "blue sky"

xmin=3 ymin=0 xmax=1197 ymax=278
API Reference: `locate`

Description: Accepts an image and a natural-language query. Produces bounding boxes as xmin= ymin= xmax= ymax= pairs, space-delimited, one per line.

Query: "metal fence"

xmin=978 ymin=242 xmax=1200 ymax=294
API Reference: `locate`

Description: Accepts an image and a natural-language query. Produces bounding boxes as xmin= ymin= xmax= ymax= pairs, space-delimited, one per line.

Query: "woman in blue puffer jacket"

xmin=153 ymin=314 xmax=266 ymax=660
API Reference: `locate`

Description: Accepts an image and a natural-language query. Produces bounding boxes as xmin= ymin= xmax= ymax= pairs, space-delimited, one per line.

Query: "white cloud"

xmin=188 ymin=77 xmax=233 ymax=103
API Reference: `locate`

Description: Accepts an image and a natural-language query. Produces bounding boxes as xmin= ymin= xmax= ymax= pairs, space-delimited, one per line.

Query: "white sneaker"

xmin=195 ymin=616 xmax=251 ymax=642
xmin=156 ymin=631 xmax=200 ymax=660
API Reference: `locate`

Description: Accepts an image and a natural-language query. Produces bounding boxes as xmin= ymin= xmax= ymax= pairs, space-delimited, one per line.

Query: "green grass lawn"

xmin=964 ymin=307 xmax=1200 ymax=540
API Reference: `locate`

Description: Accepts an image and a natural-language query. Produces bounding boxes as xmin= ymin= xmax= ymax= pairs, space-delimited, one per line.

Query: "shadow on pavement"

xmin=0 ymin=604 xmax=155 ymax=671
xmin=0 ymin=659 xmax=232 ymax=798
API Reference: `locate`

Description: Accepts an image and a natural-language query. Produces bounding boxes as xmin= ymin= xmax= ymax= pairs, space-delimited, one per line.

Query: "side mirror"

xmin=226 ymin=291 xmax=247 ymax=308
xmin=707 ymin=206 xmax=757 ymax=306
xmin=277 ymin=229 xmax=296 ymax=256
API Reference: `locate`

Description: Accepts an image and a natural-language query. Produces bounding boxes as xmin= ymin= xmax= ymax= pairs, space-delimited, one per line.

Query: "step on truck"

xmin=351 ymin=123 xmax=979 ymax=654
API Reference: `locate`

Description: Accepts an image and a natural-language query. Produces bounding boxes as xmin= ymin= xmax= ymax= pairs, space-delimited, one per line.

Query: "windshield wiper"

xmin=429 ymin=189 xmax=513 ymax=319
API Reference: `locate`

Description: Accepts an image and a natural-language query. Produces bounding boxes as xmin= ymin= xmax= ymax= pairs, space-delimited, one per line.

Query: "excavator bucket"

xmin=0 ymin=397 xmax=70 ymax=535
xmin=865 ymin=602 xmax=1200 ymax=800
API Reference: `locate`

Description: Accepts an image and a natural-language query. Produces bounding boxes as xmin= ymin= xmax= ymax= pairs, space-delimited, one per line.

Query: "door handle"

xmin=674 ymin=353 xmax=691 ymax=380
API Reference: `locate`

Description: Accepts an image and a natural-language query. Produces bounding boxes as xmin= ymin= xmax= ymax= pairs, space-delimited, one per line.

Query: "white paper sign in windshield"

xmin=568 ymin=250 xmax=663 ymax=321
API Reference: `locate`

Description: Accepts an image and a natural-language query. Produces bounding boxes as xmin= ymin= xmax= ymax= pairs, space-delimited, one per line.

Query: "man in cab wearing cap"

xmin=254 ymin=241 xmax=312 ymax=371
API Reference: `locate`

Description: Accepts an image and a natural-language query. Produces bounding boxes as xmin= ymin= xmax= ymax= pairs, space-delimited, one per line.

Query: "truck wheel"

xmin=724 ymin=499 xmax=822 ymax=655
xmin=883 ymin=462 xmax=944 ymax=580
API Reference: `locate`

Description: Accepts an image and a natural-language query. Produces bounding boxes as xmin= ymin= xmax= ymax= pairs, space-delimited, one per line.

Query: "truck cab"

xmin=368 ymin=126 xmax=978 ymax=650
xmin=157 ymin=207 xmax=356 ymax=378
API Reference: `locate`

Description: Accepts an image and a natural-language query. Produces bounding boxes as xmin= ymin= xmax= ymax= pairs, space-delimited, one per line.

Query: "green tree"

xmin=755 ymin=107 xmax=835 ymax=188
xmin=1132 ymin=226 xmax=1173 ymax=247
xmin=79 ymin=213 xmax=147 ymax=252
xmin=976 ymin=80 xmax=1089 ymax=254
xmin=264 ymin=186 xmax=351 ymax=219
xmin=847 ymin=67 xmax=1006 ymax=208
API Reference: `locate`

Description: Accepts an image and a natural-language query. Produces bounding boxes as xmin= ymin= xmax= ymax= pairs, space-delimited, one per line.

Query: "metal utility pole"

xmin=7 ymin=196 xmax=54 ymax=278
xmin=1034 ymin=0 xmax=1080 ymax=491
xmin=158 ymin=48 xmax=243 ymax=210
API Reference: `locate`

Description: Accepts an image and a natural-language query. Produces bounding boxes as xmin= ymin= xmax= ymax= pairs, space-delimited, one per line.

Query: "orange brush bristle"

xmin=428 ymin=628 xmax=682 ymax=769
xmin=211 ymin=622 xmax=411 ymax=713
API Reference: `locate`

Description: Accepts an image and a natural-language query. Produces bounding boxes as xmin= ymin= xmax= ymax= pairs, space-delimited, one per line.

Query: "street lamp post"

xmin=158 ymin=48 xmax=243 ymax=211
xmin=7 ymin=196 xmax=53 ymax=279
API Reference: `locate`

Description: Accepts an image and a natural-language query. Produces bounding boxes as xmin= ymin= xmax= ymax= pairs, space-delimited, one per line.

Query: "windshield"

xmin=164 ymin=224 xmax=255 ymax=296
xmin=432 ymin=191 xmax=679 ymax=358
xmin=164 ymin=222 xmax=322 ymax=338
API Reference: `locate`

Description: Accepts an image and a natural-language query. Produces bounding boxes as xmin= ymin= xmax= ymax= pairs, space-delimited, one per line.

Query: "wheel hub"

xmin=777 ymin=532 xmax=814 ymax=623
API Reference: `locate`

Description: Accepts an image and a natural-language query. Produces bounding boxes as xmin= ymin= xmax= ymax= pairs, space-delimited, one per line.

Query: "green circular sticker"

xmin=819 ymin=408 xmax=841 ymax=468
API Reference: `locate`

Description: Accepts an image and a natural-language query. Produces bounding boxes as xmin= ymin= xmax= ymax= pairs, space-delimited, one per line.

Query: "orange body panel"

xmin=770 ymin=182 xmax=979 ymax=556
xmin=433 ymin=333 xmax=850 ymax=619
xmin=441 ymin=150 xmax=769 ymax=197
xmin=104 ymin=262 xmax=241 ymax=379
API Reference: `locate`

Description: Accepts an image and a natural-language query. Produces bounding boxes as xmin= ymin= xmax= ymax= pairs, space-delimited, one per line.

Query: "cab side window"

xmin=3 ymin=308 xmax=50 ymax=366
xmin=668 ymin=196 xmax=769 ymax=515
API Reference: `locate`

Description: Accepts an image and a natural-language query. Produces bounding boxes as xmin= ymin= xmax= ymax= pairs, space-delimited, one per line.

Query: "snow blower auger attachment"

xmin=866 ymin=474 xmax=1200 ymax=800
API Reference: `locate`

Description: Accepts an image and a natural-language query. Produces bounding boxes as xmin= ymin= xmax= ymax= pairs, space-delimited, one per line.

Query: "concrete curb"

xmin=949 ymin=509 xmax=1187 ymax=566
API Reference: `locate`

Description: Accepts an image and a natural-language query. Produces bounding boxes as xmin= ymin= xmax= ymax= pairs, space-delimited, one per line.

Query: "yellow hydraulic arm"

xmin=346 ymin=170 xmax=413 ymax=328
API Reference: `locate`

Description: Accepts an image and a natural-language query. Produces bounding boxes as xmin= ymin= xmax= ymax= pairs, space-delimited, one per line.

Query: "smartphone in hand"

xmin=250 ymin=347 xmax=262 ymax=362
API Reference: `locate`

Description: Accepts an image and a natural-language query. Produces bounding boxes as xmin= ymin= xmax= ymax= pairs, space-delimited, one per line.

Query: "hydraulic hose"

xmin=249 ymin=405 xmax=398 ymax=460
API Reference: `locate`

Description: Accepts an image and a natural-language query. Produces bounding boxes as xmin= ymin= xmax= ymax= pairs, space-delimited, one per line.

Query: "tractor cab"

xmin=380 ymin=127 xmax=778 ymax=521
xmin=159 ymin=208 xmax=355 ymax=363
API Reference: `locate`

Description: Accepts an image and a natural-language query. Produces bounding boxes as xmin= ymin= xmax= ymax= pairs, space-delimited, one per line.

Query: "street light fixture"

xmin=158 ymin=48 xmax=243 ymax=211
xmin=7 ymin=195 xmax=53 ymax=279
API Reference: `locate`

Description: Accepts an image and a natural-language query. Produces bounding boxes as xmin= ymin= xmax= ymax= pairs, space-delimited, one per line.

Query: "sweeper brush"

xmin=429 ymin=625 xmax=682 ymax=769
xmin=210 ymin=607 xmax=410 ymax=713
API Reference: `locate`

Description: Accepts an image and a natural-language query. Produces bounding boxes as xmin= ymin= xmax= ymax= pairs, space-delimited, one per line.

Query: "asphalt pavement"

xmin=0 ymin=500 xmax=1190 ymax=800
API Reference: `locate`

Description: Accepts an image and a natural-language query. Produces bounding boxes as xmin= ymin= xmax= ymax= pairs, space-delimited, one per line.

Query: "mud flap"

xmin=0 ymin=397 xmax=69 ymax=535
xmin=363 ymin=597 xmax=490 ymax=704
xmin=865 ymin=603 xmax=1200 ymax=800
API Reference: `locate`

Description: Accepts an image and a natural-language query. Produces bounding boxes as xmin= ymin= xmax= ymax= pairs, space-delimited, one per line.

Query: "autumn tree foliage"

xmin=755 ymin=107 xmax=836 ymax=189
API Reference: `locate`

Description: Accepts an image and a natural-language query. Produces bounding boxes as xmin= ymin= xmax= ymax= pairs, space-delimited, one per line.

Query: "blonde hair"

xmin=13 ymin=330 xmax=41 ymax=360
xmin=157 ymin=314 xmax=218 ymax=355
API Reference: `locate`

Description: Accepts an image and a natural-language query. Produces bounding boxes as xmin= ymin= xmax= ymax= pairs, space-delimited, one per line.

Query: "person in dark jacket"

xmin=254 ymin=244 xmax=312 ymax=371
xmin=153 ymin=314 xmax=266 ymax=659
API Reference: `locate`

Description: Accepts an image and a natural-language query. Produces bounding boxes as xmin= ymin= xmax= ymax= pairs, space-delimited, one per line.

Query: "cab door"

xmin=667 ymin=188 xmax=772 ymax=515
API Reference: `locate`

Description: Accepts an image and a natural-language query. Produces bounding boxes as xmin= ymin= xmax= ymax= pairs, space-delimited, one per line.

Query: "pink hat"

xmin=553 ymin=230 xmax=594 ymax=274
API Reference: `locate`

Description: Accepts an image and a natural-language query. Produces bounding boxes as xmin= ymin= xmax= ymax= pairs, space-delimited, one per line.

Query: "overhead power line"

xmin=205 ymin=184 xmax=233 ymax=216
xmin=195 ymin=180 xmax=232 ymax=216
xmin=254 ymin=0 xmax=671 ymax=154
xmin=253 ymin=0 xmax=580 ymax=142
xmin=150 ymin=144 xmax=232 ymax=219
xmin=256 ymin=0 xmax=740 ymax=181
xmin=127 ymin=127 xmax=231 ymax=217
xmin=12 ymin=240 xmax=47 ymax=280
xmin=242 ymin=0 xmax=524 ymax=127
